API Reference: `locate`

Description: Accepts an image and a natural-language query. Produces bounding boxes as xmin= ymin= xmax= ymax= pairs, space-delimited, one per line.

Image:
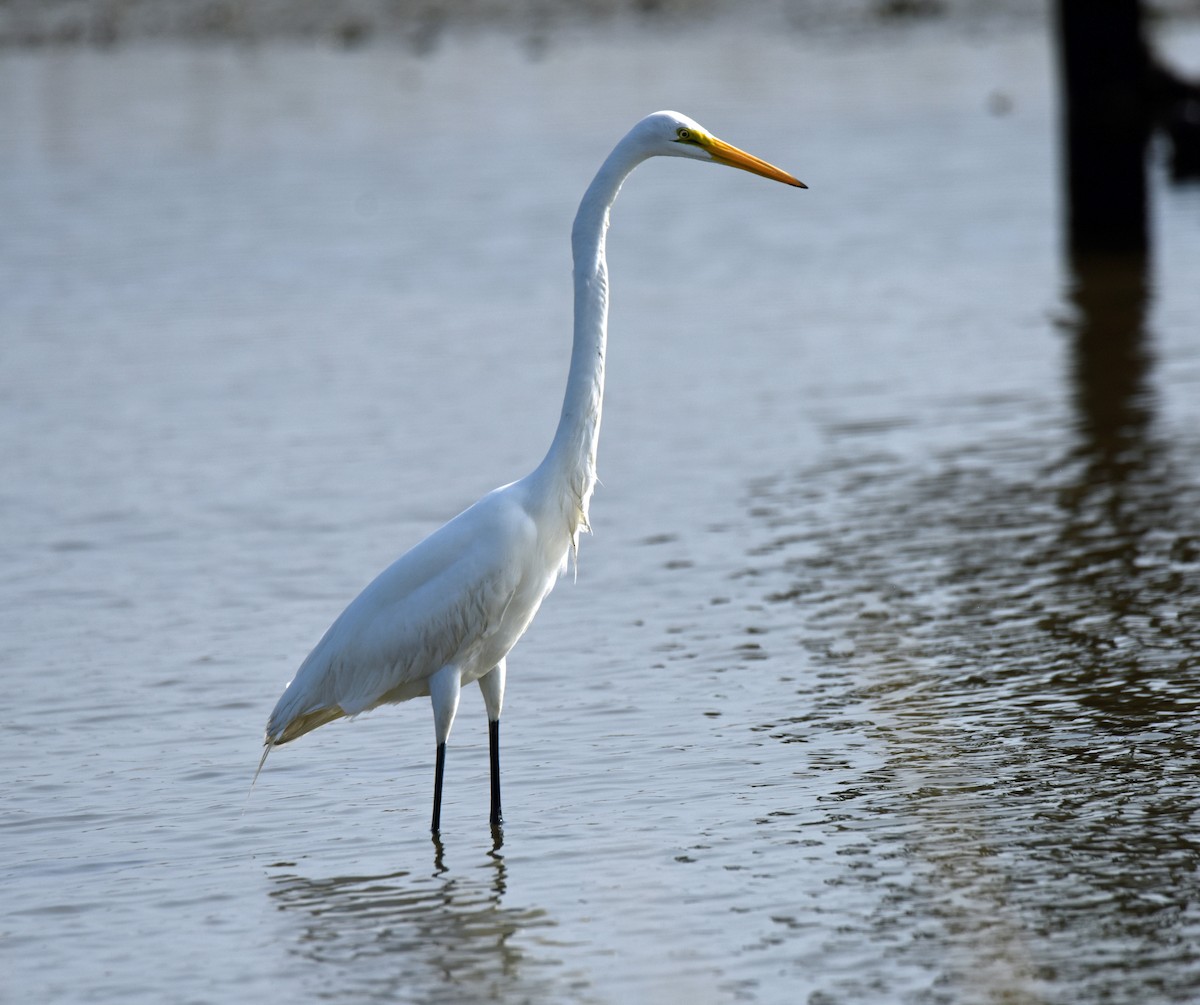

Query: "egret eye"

xmin=677 ymin=128 xmax=692 ymax=142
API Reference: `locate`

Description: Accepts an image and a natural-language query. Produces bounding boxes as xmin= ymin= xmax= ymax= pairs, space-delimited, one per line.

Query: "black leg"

xmin=488 ymin=718 xmax=503 ymax=829
xmin=431 ymin=741 xmax=446 ymax=834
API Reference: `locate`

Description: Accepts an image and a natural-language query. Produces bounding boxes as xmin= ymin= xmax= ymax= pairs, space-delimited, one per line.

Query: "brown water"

xmin=4 ymin=22 xmax=1200 ymax=1005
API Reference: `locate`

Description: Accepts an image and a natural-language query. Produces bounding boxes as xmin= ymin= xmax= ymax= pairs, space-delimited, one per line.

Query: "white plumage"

xmin=259 ymin=111 xmax=804 ymax=833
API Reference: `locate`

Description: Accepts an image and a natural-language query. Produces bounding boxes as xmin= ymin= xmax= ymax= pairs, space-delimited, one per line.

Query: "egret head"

xmin=637 ymin=110 xmax=806 ymax=188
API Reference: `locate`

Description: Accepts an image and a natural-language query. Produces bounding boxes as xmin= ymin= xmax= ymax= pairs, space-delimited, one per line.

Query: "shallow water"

xmin=3 ymin=21 xmax=1200 ymax=1005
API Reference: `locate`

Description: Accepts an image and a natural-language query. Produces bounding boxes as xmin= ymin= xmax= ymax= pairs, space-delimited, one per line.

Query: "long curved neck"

xmin=530 ymin=138 xmax=647 ymax=546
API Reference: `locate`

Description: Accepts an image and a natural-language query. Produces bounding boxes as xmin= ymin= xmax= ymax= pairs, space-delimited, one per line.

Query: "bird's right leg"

xmin=428 ymin=664 xmax=462 ymax=834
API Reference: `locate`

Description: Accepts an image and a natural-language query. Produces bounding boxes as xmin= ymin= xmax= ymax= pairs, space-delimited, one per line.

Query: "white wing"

xmin=266 ymin=480 xmax=559 ymax=744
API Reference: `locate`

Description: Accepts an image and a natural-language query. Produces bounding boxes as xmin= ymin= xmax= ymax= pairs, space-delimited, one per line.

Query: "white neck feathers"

xmin=530 ymin=133 xmax=651 ymax=553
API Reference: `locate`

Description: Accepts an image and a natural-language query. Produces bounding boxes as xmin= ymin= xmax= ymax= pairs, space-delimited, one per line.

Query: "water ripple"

xmin=743 ymin=387 xmax=1200 ymax=1000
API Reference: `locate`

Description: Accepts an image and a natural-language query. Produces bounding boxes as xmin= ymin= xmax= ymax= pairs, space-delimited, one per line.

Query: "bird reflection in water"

xmin=267 ymin=844 xmax=572 ymax=1001
xmin=430 ymin=823 xmax=503 ymax=874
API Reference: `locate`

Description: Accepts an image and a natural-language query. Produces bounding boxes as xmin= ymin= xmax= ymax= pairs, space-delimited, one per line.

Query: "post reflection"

xmin=1048 ymin=248 xmax=1193 ymax=725
xmin=1063 ymin=249 xmax=1155 ymax=482
xmin=267 ymin=847 xmax=564 ymax=1003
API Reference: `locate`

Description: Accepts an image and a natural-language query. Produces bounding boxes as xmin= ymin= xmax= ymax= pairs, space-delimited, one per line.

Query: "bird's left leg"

xmin=429 ymin=663 xmax=463 ymax=834
xmin=479 ymin=659 xmax=507 ymax=828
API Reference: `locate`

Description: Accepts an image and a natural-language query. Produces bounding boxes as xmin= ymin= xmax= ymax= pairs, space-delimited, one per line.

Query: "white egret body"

xmin=261 ymin=111 xmax=803 ymax=833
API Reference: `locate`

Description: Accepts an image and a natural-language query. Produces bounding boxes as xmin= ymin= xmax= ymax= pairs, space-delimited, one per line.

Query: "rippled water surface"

xmin=4 ymin=21 xmax=1200 ymax=1005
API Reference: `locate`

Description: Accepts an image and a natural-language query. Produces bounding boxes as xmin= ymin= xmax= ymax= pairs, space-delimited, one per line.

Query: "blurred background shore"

xmin=4 ymin=0 xmax=1200 ymax=48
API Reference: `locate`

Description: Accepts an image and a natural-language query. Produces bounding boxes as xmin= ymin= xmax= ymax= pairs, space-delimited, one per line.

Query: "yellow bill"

xmin=702 ymin=135 xmax=807 ymax=189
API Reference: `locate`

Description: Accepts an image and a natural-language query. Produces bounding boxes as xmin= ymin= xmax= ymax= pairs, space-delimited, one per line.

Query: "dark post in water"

xmin=1055 ymin=0 xmax=1151 ymax=255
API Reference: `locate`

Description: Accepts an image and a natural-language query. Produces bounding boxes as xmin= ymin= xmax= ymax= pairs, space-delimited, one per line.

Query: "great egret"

xmin=260 ymin=111 xmax=803 ymax=834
